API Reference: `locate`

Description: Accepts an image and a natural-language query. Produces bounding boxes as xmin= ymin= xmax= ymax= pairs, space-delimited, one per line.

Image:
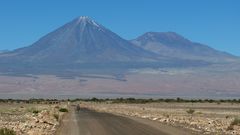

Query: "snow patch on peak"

xmin=76 ymin=16 xmax=89 ymax=23
xmin=76 ymin=16 xmax=100 ymax=27
xmin=80 ymin=16 xmax=89 ymax=19
xmin=91 ymin=20 xmax=100 ymax=27
xmin=78 ymin=16 xmax=90 ymax=21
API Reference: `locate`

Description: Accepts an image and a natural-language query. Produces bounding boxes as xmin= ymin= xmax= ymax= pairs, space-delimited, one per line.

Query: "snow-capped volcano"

xmin=2 ymin=16 xmax=155 ymax=63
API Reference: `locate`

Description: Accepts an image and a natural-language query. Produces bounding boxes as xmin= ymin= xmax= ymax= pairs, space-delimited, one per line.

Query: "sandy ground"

xmin=0 ymin=70 xmax=240 ymax=98
xmin=81 ymin=102 xmax=240 ymax=135
xmin=0 ymin=103 xmax=67 ymax=135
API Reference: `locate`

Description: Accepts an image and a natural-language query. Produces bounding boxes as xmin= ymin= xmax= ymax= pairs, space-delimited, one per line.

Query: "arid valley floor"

xmin=1 ymin=63 xmax=240 ymax=99
xmin=1 ymin=100 xmax=240 ymax=135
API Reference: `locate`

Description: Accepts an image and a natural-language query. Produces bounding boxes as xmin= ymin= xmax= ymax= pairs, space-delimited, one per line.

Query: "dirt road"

xmin=57 ymin=107 xmax=195 ymax=135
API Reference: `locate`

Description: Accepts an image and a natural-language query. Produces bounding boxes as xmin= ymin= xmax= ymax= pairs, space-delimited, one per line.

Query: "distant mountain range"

xmin=0 ymin=16 xmax=238 ymax=75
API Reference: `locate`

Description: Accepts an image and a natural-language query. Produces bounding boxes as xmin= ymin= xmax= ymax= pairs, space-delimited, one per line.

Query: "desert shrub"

xmin=59 ymin=108 xmax=68 ymax=112
xmin=112 ymin=98 xmax=153 ymax=104
xmin=176 ymin=97 xmax=183 ymax=102
xmin=27 ymin=107 xmax=40 ymax=114
xmin=204 ymin=99 xmax=214 ymax=103
xmin=186 ymin=109 xmax=195 ymax=114
xmin=0 ymin=128 xmax=16 ymax=135
xmin=163 ymin=113 xmax=170 ymax=118
xmin=227 ymin=125 xmax=234 ymax=130
xmin=164 ymin=99 xmax=175 ymax=103
xmin=226 ymin=117 xmax=240 ymax=131
xmin=230 ymin=118 xmax=240 ymax=126
xmin=32 ymin=110 xmax=40 ymax=114
xmin=196 ymin=111 xmax=203 ymax=114
xmin=91 ymin=97 xmax=99 ymax=102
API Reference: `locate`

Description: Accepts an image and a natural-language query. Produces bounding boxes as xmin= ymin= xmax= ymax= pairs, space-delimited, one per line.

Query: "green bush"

xmin=59 ymin=108 xmax=68 ymax=112
xmin=32 ymin=110 xmax=40 ymax=114
xmin=0 ymin=128 xmax=16 ymax=135
xmin=27 ymin=107 xmax=40 ymax=114
xmin=186 ymin=109 xmax=195 ymax=114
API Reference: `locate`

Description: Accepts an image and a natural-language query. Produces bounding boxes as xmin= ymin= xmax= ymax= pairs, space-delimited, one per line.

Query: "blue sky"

xmin=0 ymin=0 xmax=239 ymax=55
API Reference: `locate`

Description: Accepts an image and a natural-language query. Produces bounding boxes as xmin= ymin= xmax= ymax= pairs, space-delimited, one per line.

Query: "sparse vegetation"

xmin=112 ymin=98 xmax=154 ymax=104
xmin=0 ymin=128 xmax=16 ymax=135
xmin=32 ymin=110 xmax=40 ymax=114
xmin=27 ymin=107 xmax=40 ymax=114
xmin=163 ymin=113 xmax=170 ymax=118
xmin=82 ymin=100 xmax=240 ymax=134
xmin=230 ymin=117 xmax=240 ymax=126
xmin=68 ymin=97 xmax=240 ymax=104
xmin=0 ymin=99 xmax=62 ymax=104
xmin=196 ymin=111 xmax=203 ymax=114
xmin=0 ymin=98 xmax=239 ymax=134
xmin=59 ymin=108 xmax=68 ymax=112
xmin=1 ymin=98 xmax=240 ymax=104
xmin=186 ymin=109 xmax=195 ymax=114
xmin=0 ymin=101 xmax=68 ymax=135
xmin=226 ymin=117 xmax=240 ymax=131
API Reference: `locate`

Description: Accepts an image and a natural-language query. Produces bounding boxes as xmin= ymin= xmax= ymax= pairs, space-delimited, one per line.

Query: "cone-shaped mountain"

xmin=3 ymin=16 xmax=156 ymax=63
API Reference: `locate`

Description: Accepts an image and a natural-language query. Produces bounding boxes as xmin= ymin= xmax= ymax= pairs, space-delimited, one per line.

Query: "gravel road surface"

xmin=57 ymin=107 xmax=195 ymax=135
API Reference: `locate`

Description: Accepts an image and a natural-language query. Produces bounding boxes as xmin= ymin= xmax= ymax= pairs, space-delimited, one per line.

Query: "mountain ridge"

xmin=131 ymin=32 xmax=236 ymax=62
